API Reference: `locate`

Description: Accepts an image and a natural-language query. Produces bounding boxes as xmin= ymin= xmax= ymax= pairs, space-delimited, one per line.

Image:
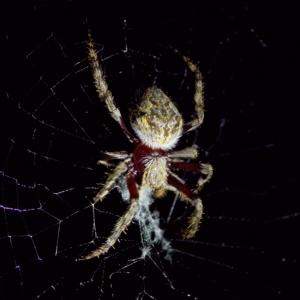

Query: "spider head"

xmin=131 ymin=86 xmax=183 ymax=150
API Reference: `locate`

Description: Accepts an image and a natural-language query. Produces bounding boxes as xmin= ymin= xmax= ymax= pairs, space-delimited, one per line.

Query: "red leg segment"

xmin=126 ymin=171 xmax=139 ymax=199
xmin=167 ymin=172 xmax=195 ymax=199
xmin=169 ymin=161 xmax=200 ymax=172
xmin=120 ymin=119 xmax=140 ymax=145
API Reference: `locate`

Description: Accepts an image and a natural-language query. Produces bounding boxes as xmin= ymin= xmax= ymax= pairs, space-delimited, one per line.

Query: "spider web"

xmin=1 ymin=1 xmax=299 ymax=299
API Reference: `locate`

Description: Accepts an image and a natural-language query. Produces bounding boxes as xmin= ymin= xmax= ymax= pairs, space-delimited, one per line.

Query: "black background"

xmin=1 ymin=0 xmax=299 ymax=299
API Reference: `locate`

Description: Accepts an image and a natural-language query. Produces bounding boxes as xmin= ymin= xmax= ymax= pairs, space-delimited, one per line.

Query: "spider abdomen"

xmin=131 ymin=86 xmax=183 ymax=150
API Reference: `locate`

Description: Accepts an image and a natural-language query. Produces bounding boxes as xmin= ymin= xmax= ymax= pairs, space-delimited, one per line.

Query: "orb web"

xmin=1 ymin=1 xmax=298 ymax=299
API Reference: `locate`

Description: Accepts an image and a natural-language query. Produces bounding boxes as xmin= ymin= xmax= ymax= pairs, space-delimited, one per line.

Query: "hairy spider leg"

xmin=168 ymin=147 xmax=198 ymax=159
xmin=87 ymin=31 xmax=139 ymax=145
xmin=167 ymin=171 xmax=204 ymax=239
xmin=94 ymin=159 xmax=129 ymax=203
xmin=97 ymin=151 xmax=129 ymax=167
xmin=195 ymin=163 xmax=213 ymax=193
xmin=173 ymin=48 xmax=205 ymax=134
xmin=168 ymin=160 xmax=213 ymax=193
xmin=80 ymin=170 xmax=139 ymax=260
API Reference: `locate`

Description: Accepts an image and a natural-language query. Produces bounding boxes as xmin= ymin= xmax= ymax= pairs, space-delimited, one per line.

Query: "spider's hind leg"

xmin=87 ymin=32 xmax=140 ymax=145
xmin=173 ymin=48 xmax=205 ymax=134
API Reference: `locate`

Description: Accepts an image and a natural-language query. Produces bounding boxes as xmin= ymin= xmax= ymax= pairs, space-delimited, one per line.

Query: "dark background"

xmin=1 ymin=0 xmax=299 ymax=299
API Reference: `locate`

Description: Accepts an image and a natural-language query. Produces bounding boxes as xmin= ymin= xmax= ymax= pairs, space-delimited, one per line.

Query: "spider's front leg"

xmin=94 ymin=158 xmax=130 ymax=203
xmin=167 ymin=171 xmax=206 ymax=239
xmin=168 ymin=147 xmax=198 ymax=159
xmin=168 ymin=159 xmax=213 ymax=193
xmin=195 ymin=163 xmax=213 ymax=193
xmin=79 ymin=170 xmax=140 ymax=260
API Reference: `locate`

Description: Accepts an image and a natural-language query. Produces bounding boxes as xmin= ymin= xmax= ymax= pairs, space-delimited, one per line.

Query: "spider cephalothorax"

xmin=80 ymin=32 xmax=213 ymax=260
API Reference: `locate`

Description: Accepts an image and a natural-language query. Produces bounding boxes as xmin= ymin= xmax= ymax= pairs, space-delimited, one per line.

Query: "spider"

xmin=80 ymin=32 xmax=213 ymax=260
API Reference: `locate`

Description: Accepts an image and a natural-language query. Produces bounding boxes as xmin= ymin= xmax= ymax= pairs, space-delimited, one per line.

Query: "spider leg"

xmin=97 ymin=151 xmax=129 ymax=167
xmin=94 ymin=158 xmax=130 ymax=203
xmin=87 ymin=32 xmax=140 ymax=145
xmin=168 ymin=147 xmax=198 ymax=159
xmin=173 ymin=49 xmax=205 ymax=134
xmin=195 ymin=163 xmax=213 ymax=193
xmin=80 ymin=200 xmax=139 ymax=260
xmin=169 ymin=160 xmax=200 ymax=172
xmin=80 ymin=171 xmax=139 ymax=260
xmin=168 ymin=160 xmax=213 ymax=193
xmin=167 ymin=171 xmax=204 ymax=239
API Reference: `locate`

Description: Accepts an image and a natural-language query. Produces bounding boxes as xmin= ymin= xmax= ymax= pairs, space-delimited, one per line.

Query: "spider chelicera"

xmin=80 ymin=32 xmax=213 ymax=260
